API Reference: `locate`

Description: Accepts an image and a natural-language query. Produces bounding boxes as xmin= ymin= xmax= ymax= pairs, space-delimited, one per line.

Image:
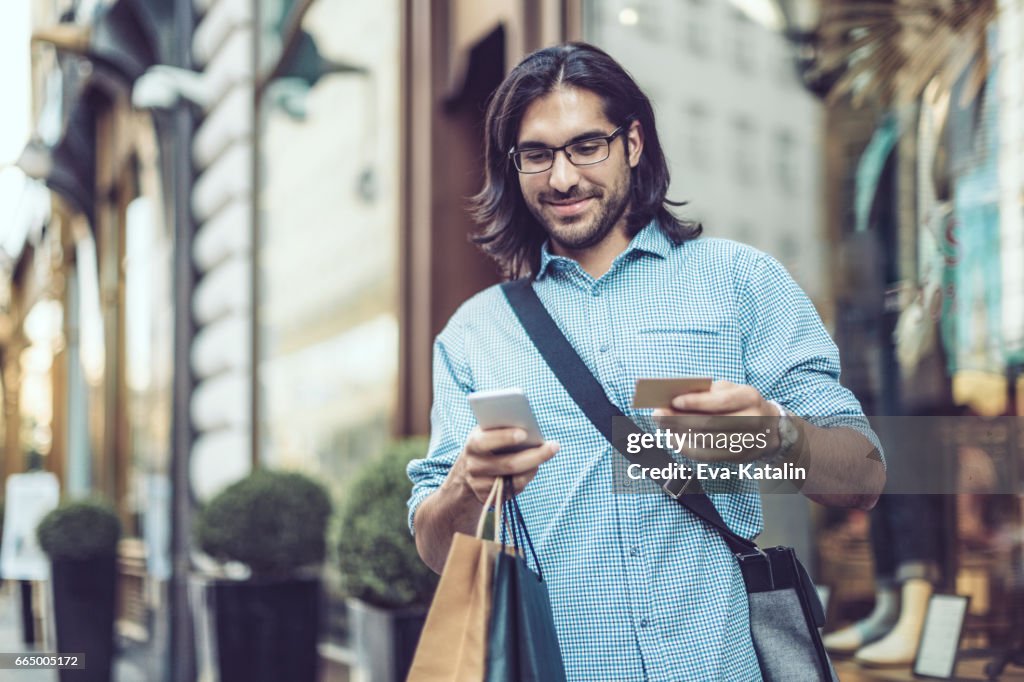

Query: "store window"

xmin=123 ymin=185 xmax=173 ymax=576
xmin=65 ymin=234 xmax=104 ymax=498
xmin=257 ymin=0 xmax=401 ymax=502
xmin=20 ymin=298 xmax=62 ymax=471
xmin=256 ymin=0 xmax=401 ymax=651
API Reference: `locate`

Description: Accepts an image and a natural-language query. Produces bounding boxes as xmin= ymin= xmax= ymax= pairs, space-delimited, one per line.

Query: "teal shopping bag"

xmin=485 ymin=481 xmax=567 ymax=682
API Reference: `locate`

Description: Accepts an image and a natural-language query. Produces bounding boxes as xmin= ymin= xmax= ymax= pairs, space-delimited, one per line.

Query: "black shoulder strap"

xmin=501 ymin=279 xmax=758 ymax=555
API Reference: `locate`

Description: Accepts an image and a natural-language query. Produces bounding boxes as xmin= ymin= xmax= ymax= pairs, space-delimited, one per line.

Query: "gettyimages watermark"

xmin=609 ymin=415 xmax=1024 ymax=495
xmin=621 ymin=427 xmax=801 ymax=483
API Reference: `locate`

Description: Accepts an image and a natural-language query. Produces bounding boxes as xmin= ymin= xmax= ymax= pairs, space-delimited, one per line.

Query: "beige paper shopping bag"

xmin=407 ymin=479 xmax=505 ymax=682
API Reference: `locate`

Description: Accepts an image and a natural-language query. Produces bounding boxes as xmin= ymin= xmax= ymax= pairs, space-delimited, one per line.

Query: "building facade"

xmin=2 ymin=0 xmax=1022 ymax=679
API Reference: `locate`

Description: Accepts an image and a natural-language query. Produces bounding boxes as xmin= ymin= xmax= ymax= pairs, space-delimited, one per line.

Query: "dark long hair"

xmin=469 ymin=42 xmax=701 ymax=278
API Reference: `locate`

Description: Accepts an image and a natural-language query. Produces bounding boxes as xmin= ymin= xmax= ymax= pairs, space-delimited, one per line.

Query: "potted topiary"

xmin=193 ymin=470 xmax=332 ymax=682
xmin=337 ymin=438 xmax=439 ymax=682
xmin=36 ymin=498 xmax=121 ymax=682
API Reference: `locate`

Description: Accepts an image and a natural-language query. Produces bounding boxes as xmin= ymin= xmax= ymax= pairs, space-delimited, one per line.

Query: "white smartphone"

xmin=468 ymin=388 xmax=544 ymax=454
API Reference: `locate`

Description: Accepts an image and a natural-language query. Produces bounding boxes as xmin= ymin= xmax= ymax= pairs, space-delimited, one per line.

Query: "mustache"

xmin=539 ymin=188 xmax=601 ymax=203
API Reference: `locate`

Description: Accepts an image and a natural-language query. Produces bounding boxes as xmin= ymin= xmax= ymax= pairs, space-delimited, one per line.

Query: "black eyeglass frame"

xmin=507 ymin=124 xmax=628 ymax=174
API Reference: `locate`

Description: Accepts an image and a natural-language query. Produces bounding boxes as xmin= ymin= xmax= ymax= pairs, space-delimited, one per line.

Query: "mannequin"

xmin=823 ymin=495 xmax=944 ymax=665
xmin=826 ymin=73 xmax=962 ymax=668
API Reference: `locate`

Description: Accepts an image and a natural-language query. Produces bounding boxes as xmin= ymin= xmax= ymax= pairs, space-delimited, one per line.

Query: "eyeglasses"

xmin=508 ymin=126 xmax=626 ymax=174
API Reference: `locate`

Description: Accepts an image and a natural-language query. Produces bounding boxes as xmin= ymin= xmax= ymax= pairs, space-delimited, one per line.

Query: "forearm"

xmin=413 ymin=471 xmax=484 ymax=574
xmin=797 ymin=422 xmax=886 ymax=510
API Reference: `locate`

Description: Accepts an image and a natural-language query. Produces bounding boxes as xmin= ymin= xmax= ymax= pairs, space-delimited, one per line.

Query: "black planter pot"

xmin=347 ymin=598 xmax=427 ymax=682
xmin=209 ymin=576 xmax=322 ymax=682
xmin=50 ymin=555 xmax=117 ymax=682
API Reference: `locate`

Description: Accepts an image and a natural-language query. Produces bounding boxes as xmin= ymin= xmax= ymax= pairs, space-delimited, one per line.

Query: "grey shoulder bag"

xmin=501 ymin=279 xmax=838 ymax=682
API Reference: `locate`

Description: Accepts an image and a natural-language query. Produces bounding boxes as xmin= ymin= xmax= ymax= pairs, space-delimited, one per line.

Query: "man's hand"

xmin=653 ymin=380 xmax=885 ymax=508
xmin=449 ymin=426 xmax=561 ymax=504
xmin=415 ymin=428 xmax=560 ymax=573
xmin=652 ymin=380 xmax=781 ymax=463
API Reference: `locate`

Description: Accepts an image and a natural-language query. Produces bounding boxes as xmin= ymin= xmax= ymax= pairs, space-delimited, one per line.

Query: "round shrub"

xmin=195 ymin=470 xmax=332 ymax=577
xmin=337 ymin=438 xmax=438 ymax=609
xmin=37 ymin=498 xmax=122 ymax=561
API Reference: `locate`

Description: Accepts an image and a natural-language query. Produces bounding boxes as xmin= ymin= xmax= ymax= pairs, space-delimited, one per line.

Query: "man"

xmin=408 ymin=43 xmax=885 ymax=680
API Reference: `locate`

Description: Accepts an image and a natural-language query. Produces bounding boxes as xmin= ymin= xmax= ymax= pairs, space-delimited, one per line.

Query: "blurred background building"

xmin=0 ymin=0 xmax=1022 ymax=680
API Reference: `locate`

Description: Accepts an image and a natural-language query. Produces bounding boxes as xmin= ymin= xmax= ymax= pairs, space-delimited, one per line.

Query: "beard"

xmin=526 ymin=172 xmax=632 ymax=252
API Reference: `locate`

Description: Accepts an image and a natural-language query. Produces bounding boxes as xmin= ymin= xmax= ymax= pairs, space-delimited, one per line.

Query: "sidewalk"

xmin=0 ymin=581 xmax=54 ymax=682
xmin=0 ymin=581 xmax=150 ymax=682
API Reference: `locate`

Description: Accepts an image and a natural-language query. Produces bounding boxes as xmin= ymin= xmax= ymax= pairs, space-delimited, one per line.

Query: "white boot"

xmin=823 ymin=586 xmax=899 ymax=655
xmin=853 ymin=579 xmax=933 ymax=667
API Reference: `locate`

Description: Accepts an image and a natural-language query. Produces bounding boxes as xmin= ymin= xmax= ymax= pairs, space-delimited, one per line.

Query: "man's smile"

xmin=545 ymin=196 xmax=596 ymax=217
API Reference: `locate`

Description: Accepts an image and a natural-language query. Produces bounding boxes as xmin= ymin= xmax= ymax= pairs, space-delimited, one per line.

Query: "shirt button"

xmin=599 ymin=343 xmax=610 ymax=353
xmin=640 ymin=618 xmax=650 ymax=628
xmin=629 ymin=547 xmax=640 ymax=557
xmin=591 ymin=288 xmax=601 ymax=297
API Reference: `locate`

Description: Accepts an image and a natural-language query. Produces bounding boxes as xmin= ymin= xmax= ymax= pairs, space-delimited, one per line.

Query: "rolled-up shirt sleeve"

xmin=738 ymin=252 xmax=884 ymax=462
xmin=406 ymin=318 xmax=477 ymax=534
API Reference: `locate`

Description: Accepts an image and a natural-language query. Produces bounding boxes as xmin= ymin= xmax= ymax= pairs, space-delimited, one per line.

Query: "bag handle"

xmin=498 ymin=476 xmax=544 ymax=581
xmin=475 ymin=477 xmax=505 ymax=540
xmin=501 ymin=279 xmax=759 ymax=556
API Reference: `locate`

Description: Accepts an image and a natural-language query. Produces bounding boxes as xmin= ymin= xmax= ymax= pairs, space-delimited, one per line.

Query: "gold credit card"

xmin=632 ymin=377 xmax=713 ymax=409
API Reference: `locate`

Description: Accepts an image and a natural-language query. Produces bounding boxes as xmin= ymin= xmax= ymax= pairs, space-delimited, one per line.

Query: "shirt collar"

xmin=536 ymin=219 xmax=671 ymax=280
xmin=628 ymin=220 xmax=673 ymax=259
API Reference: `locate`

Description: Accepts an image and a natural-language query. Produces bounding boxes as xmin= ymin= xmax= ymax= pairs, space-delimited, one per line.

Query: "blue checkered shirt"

xmin=408 ymin=222 xmax=872 ymax=681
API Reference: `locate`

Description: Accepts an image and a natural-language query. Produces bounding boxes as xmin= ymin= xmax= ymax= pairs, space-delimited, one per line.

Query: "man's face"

xmin=515 ymin=87 xmax=643 ymax=252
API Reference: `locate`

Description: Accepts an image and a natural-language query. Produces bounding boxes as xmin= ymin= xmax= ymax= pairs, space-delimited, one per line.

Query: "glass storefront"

xmin=20 ymin=298 xmax=62 ymax=471
xmin=256 ymin=0 xmax=403 ymax=652
xmin=124 ymin=182 xmax=174 ymax=578
xmin=257 ymin=0 xmax=402 ymax=502
xmin=65 ymin=234 xmax=102 ymax=498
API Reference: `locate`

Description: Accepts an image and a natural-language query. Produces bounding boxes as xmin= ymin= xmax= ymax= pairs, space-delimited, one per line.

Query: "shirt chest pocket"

xmin=626 ymin=319 xmax=745 ymax=383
